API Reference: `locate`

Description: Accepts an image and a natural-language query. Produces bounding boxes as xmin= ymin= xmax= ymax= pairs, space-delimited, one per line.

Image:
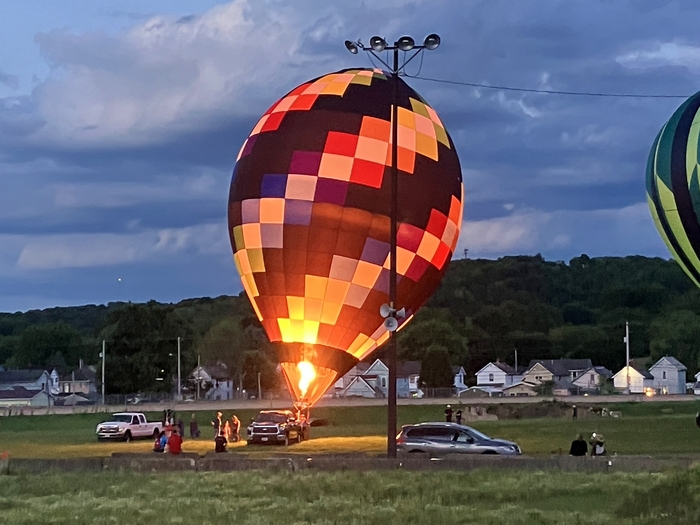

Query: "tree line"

xmin=1 ymin=254 xmax=699 ymax=392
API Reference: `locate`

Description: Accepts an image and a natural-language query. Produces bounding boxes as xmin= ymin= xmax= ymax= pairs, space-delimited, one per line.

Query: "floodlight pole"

xmin=387 ymin=45 xmax=399 ymax=459
xmin=101 ymin=339 xmax=106 ymax=406
xmin=344 ymin=33 xmax=440 ymax=459
xmin=177 ymin=336 xmax=182 ymax=401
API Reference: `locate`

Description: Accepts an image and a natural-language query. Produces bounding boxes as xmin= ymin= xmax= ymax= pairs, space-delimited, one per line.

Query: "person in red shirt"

xmin=168 ymin=428 xmax=183 ymax=455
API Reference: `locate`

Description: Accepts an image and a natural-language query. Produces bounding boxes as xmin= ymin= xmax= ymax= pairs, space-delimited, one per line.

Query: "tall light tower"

xmin=344 ymin=33 xmax=441 ymax=458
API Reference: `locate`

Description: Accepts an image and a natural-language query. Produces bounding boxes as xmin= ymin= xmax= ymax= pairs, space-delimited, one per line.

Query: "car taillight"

xmin=396 ymin=436 xmax=405 ymax=445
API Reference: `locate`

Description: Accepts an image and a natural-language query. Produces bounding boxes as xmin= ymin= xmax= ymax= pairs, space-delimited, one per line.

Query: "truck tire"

xmin=152 ymin=428 xmax=160 ymax=438
xmin=124 ymin=430 xmax=132 ymax=442
xmin=283 ymin=434 xmax=289 ymax=447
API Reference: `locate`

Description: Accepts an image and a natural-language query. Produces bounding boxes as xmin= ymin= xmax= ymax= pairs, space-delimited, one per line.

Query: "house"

xmin=571 ymin=366 xmax=613 ymax=393
xmin=553 ymin=379 xmax=576 ymax=396
xmin=0 ymin=369 xmax=52 ymax=391
xmin=190 ymin=363 xmax=235 ymax=400
xmin=336 ymin=359 xmax=423 ymax=398
xmin=502 ymin=381 xmax=538 ymax=397
xmin=612 ymin=366 xmax=653 ymax=394
xmin=59 ymin=363 xmax=97 ymax=396
xmin=458 ymin=385 xmax=502 ymax=398
xmin=453 ymin=366 xmax=467 ymax=391
xmin=475 ymin=362 xmax=523 ymax=388
xmin=343 ymin=376 xmax=381 ymax=398
xmin=0 ymin=386 xmax=53 ymax=406
xmin=649 ymin=356 xmax=687 ymax=394
xmin=522 ymin=359 xmax=593 ymax=385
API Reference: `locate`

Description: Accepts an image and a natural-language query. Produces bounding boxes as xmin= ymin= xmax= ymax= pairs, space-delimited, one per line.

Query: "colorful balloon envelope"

xmin=228 ymin=68 xmax=463 ymax=406
xmin=647 ymin=91 xmax=700 ymax=288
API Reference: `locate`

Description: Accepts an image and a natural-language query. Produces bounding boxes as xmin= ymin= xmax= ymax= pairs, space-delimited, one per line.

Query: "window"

xmin=535 ymin=375 xmax=542 ymax=381
xmin=662 ymin=371 xmax=666 ymax=380
xmin=456 ymin=432 xmax=474 ymax=444
xmin=381 ymin=377 xmax=386 ymax=388
xmin=131 ymin=416 xmax=139 ymax=425
xmin=590 ymin=374 xmax=595 ymax=383
xmin=488 ymin=373 xmax=494 ymax=382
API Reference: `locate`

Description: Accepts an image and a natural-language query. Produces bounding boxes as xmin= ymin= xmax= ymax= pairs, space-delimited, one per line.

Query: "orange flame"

xmin=297 ymin=361 xmax=317 ymax=398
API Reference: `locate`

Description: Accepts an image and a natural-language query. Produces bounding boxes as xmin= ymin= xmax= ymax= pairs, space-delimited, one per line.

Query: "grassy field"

xmin=1 ymin=468 xmax=700 ymax=524
xmin=2 ymin=401 xmax=700 ymax=458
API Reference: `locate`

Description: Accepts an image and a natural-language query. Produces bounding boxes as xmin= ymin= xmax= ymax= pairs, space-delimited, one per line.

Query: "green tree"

xmin=649 ymin=310 xmax=700 ymax=374
xmin=398 ymin=315 xmax=467 ymax=364
xmin=419 ymin=344 xmax=454 ymax=388
xmin=9 ymin=323 xmax=83 ymax=369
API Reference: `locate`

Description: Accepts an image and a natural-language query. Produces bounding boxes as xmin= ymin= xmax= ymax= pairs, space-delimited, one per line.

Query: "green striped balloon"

xmin=647 ymin=94 xmax=700 ymax=288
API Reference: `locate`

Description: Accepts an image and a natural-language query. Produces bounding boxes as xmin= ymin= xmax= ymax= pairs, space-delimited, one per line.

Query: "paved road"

xmin=3 ymin=393 xmax=699 ymax=416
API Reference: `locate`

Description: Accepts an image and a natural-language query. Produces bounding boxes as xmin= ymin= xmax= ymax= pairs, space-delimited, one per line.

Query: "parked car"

xmin=396 ymin=422 xmax=521 ymax=456
xmin=95 ymin=412 xmax=161 ymax=442
xmin=247 ymin=409 xmax=309 ymax=446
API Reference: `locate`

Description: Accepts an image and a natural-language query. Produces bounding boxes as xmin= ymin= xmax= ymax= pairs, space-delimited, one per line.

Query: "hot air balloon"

xmin=228 ymin=68 xmax=463 ymax=407
xmin=647 ymin=92 xmax=700 ymax=288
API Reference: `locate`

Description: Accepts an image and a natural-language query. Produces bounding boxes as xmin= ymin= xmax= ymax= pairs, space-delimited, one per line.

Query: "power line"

xmin=403 ymin=74 xmax=690 ymax=99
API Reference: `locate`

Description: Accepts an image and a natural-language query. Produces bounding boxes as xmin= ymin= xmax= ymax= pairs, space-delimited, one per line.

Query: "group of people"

xmin=153 ymin=426 xmax=183 ymax=455
xmin=569 ymin=432 xmax=607 ymax=456
xmin=211 ymin=411 xmax=241 ymax=453
xmin=444 ymin=405 xmax=464 ymax=425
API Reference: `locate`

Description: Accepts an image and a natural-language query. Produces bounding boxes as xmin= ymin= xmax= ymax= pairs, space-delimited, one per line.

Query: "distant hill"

xmin=2 ymin=255 xmax=700 ymax=393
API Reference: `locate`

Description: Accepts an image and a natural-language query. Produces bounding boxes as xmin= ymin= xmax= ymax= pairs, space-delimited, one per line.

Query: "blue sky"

xmin=0 ymin=0 xmax=698 ymax=312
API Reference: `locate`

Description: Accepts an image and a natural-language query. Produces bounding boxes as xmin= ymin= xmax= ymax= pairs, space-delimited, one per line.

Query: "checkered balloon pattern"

xmin=228 ymin=68 xmax=463 ymax=405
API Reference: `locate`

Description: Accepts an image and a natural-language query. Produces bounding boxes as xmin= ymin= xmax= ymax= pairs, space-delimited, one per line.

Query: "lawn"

xmin=1 ymin=401 xmax=700 ymax=458
xmin=1 ymin=468 xmax=700 ymax=524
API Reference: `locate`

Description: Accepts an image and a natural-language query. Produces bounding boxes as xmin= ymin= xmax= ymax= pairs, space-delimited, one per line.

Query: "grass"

xmin=2 ymin=401 xmax=700 ymax=458
xmin=1 ymin=468 xmax=700 ymax=524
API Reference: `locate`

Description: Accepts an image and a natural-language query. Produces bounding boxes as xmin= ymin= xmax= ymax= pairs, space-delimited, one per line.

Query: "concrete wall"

xmin=3 ymin=453 xmax=699 ymax=475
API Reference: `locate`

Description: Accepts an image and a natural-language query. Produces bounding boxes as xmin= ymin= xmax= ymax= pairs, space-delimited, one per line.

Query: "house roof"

xmin=451 ymin=365 xmax=465 ymax=375
xmin=502 ymin=380 xmax=537 ymax=391
xmin=61 ymin=367 xmax=96 ymax=382
xmin=196 ymin=363 xmax=231 ymax=381
xmin=475 ymin=362 xmax=522 ymax=376
xmin=0 ymin=386 xmax=43 ymax=400
xmin=612 ymin=366 xmax=653 ymax=380
xmin=344 ymin=376 xmax=376 ymax=395
xmin=397 ymin=361 xmax=421 ymax=377
xmin=650 ymin=356 xmax=687 ymax=372
xmin=527 ymin=359 xmax=593 ymax=376
xmin=553 ymin=379 xmax=575 ymax=391
xmin=0 ymin=369 xmax=48 ymax=384
xmin=575 ymin=366 xmax=613 ymax=380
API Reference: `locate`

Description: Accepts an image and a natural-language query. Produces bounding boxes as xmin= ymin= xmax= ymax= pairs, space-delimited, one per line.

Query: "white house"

xmin=649 ymin=356 xmax=687 ymax=394
xmin=572 ymin=366 xmax=613 ymax=393
xmin=0 ymin=369 xmax=52 ymax=391
xmin=335 ymin=359 xmax=423 ymax=398
xmin=692 ymin=371 xmax=700 ymax=395
xmin=190 ymin=363 xmax=235 ymax=401
xmin=343 ymin=376 xmax=379 ymax=398
xmin=452 ymin=366 xmax=467 ymax=392
xmin=612 ymin=366 xmax=653 ymax=394
xmin=475 ymin=362 xmax=522 ymax=388
xmin=0 ymin=386 xmax=53 ymax=407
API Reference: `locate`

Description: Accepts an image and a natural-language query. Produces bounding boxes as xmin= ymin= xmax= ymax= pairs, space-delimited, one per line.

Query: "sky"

xmin=0 ymin=0 xmax=698 ymax=312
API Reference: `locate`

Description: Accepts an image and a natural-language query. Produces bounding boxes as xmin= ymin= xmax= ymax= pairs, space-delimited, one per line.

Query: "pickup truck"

xmin=247 ymin=409 xmax=310 ymax=446
xmin=96 ymin=412 xmax=161 ymax=442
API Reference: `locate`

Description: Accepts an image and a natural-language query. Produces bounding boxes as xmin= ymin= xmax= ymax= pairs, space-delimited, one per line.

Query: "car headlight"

xmin=118 ymin=426 xmax=125 ymax=432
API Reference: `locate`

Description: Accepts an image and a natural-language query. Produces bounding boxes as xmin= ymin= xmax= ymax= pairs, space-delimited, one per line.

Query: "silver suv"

xmin=397 ymin=422 xmax=521 ymax=456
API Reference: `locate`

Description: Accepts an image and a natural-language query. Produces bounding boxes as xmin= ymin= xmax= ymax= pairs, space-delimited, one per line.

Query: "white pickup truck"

xmin=96 ymin=412 xmax=161 ymax=442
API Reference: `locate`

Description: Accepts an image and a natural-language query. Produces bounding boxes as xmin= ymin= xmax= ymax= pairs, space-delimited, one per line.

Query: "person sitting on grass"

xmin=215 ymin=431 xmax=228 ymax=453
xmin=569 ymin=434 xmax=587 ymax=456
xmin=168 ymin=428 xmax=183 ymax=455
xmin=153 ymin=431 xmax=166 ymax=453
xmin=589 ymin=433 xmax=606 ymax=456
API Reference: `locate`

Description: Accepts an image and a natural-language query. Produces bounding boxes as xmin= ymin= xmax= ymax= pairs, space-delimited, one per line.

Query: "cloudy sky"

xmin=0 ymin=0 xmax=698 ymax=312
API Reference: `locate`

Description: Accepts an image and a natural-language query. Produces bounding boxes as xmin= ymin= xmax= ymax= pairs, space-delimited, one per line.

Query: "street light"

xmin=344 ymin=34 xmax=441 ymax=458
xmin=168 ymin=336 xmax=182 ymax=401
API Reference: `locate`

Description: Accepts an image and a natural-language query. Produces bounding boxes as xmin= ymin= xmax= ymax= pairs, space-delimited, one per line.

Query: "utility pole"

xmin=196 ymin=354 xmax=201 ymax=402
xmin=257 ymin=371 xmax=262 ymax=400
xmin=177 ymin=336 xmax=181 ymax=401
xmin=514 ymin=348 xmax=518 ymax=372
xmin=101 ymin=339 xmax=106 ymax=405
xmin=624 ymin=322 xmax=630 ymax=394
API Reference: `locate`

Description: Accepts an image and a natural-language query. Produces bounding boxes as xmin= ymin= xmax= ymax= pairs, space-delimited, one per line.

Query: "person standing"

xmin=168 ymin=428 xmax=183 ymax=455
xmin=211 ymin=411 xmax=223 ymax=440
xmin=569 ymin=434 xmax=587 ymax=456
xmin=455 ymin=409 xmax=463 ymax=425
xmin=189 ymin=413 xmax=200 ymax=439
xmin=214 ymin=431 xmax=228 ymax=453
xmin=231 ymin=415 xmax=241 ymax=443
xmin=223 ymin=421 xmax=232 ymax=441
xmin=445 ymin=405 xmax=453 ymax=423
xmin=572 ymin=405 xmax=578 ymax=420
xmin=177 ymin=417 xmax=185 ymax=439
